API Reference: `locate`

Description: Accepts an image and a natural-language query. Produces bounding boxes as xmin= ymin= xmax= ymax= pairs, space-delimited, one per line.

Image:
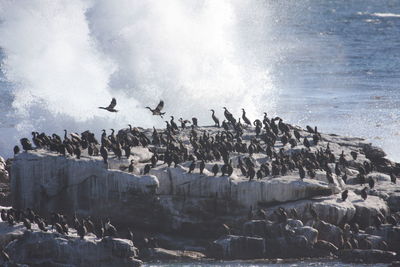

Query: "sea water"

xmin=0 ymin=0 xmax=399 ymax=161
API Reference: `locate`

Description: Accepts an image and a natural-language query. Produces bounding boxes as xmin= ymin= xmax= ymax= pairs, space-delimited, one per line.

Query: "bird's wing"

xmin=155 ymin=100 xmax=164 ymax=112
xmin=108 ymin=98 xmax=117 ymax=109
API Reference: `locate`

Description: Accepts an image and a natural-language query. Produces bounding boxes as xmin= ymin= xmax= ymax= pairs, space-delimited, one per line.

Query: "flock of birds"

xmin=0 ymin=206 xmax=144 ymax=264
xmin=2 ymin=97 xmax=399 ymax=261
xmin=13 ymin=99 xmax=399 ymax=223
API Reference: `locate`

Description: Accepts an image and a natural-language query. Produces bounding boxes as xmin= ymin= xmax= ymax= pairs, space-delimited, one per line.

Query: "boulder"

xmin=339 ymin=249 xmax=397 ymax=263
xmin=314 ymin=220 xmax=343 ymax=248
xmin=363 ymin=145 xmax=386 ymax=160
xmin=365 ymin=225 xmax=400 ymax=253
xmin=294 ymin=226 xmax=318 ymax=244
xmin=142 ymin=247 xmax=205 ymax=261
xmin=208 ymin=235 xmax=265 ymax=259
xmin=314 ymin=240 xmax=338 ymax=254
xmin=5 ymin=231 xmax=142 ymax=267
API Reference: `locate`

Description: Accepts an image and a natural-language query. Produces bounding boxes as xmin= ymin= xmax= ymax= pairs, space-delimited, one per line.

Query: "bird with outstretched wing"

xmin=99 ymin=98 xmax=118 ymax=112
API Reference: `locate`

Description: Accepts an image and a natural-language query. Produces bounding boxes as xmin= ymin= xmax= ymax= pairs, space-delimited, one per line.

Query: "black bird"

xmin=293 ymin=130 xmax=301 ymax=141
xmin=350 ymin=151 xmax=358 ymax=160
xmin=192 ymin=117 xmax=198 ymax=127
xmin=105 ymin=219 xmax=117 ymax=237
xmin=298 ymin=166 xmax=305 ymax=180
xmin=303 ymin=137 xmax=310 ymax=149
xmin=13 ymin=145 xmax=20 ymax=155
xmin=199 ymin=160 xmax=205 ymax=174
xmin=146 ymin=100 xmax=165 ymax=118
xmin=390 ymin=173 xmax=397 ymax=184
xmin=241 ymin=109 xmax=251 ymax=126
xmin=212 ymin=164 xmax=219 ymax=176
xmin=38 ymin=220 xmax=47 ymax=232
xmin=77 ymin=221 xmax=87 ymax=239
xmin=99 ymin=98 xmax=118 ymax=112
xmin=368 ymin=178 xmax=375 ymax=189
xmin=341 ymin=190 xmax=348 ymax=201
xmin=128 ymin=160 xmax=134 ymax=173
xmin=211 ymin=109 xmax=220 ymax=127
xmin=100 ymin=146 xmax=108 ymax=164
xmin=22 ymin=218 xmax=31 ymax=230
xmin=20 ymin=138 xmax=33 ymax=151
xmin=361 ymin=187 xmax=368 ymax=200
xmin=143 ymin=164 xmax=151 ymax=175
xmin=188 ymin=160 xmax=196 ymax=173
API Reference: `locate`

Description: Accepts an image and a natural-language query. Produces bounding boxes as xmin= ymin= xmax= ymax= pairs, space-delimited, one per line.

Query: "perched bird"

xmin=361 ymin=187 xmax=368 ymax=200
xmin=210 ymin=109 xmax=220 ymax=127
xmin=99 ymin=98 xmax=118 ymax=112
xmin=20 ymin=138 xmax=33 ymax=151
xmin=77 ymin=221 xmax=87 ymax=239
xmin=368 ymin=178 xmax=375 ymax=189
xmin=146 ymin=100 xmax=165 ymax=118
xmin=188 ymin=160 xmax=196 ymax=173
xmin=212 ymin=164 xmax=219 ymax=176
xmin=199 ymin=160 xmax=205 ymax=175
xmin=13 ymin=145 xmax=20 ymax=155
xmin=390 ymin=173 xmax=397 ymax=184
xmin=341 ymin=190 xmax=348 ymax=201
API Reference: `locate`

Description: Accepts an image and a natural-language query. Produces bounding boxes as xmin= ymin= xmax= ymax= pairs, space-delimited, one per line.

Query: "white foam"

xmin=0 ymin=0 xmax=276 ymax=157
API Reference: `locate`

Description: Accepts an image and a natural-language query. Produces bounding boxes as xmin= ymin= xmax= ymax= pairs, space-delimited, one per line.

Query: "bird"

xmin=390 ymin=173 xmax=397 ymax=184
xmin=341 ymin=190 xmax=348 ymax=201
xmin=146 ymin=100 xmax=165 ymax=118
xmin=77 ymin=221 xmax=87 ymax=239
xmin=210 ymin=109 xmax=220 ymax=127
xmin=20 ymin=138 xmax=33 ymax=151
xmin=368 ymin=178 xmax=375 ymax=189
xmin=212 ymin=164 xmax=219 ymax=176
xmin=298 ymin=166 xmax=305 ymax=180
xmin=13 ymin=145 xmax=20 ymax=155
xmin=241 ymin=109 xmax=251 ymax=126
xmin=199 ymin=160 xmax=205 ymax=174
xmin=188 ymin=160 xmax=196 ymax=173
xmin=361 ymin=187 xmax=368 ymax=200
xmin=98 ymin=98 xmax=118 ymax=112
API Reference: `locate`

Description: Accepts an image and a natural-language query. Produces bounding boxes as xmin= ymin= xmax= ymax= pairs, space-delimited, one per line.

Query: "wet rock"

xmin=365 ymin=225 xmax=400 ymax=253
xmin=314 ymin=220 xmax=343 ymax=248
xmin=208 ymin=235 xmax=265 ymax=259
xmin=5 ymin=231 xmax=142 ymax=267
xmin=143 ymin=247 xmax=205 ymax=261
xmin=363 ymin=145 xmax=386 ymax=160
xmin=314 ymin=240 xmax=338 ymax=254
xmin=339 ymin=249 xmax=397 ymax=263
xmin=294 ymin=226 xmax=318 ymax=244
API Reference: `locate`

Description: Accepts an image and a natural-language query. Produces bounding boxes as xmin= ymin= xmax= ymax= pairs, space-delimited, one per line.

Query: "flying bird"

xmin=99 ymin=98 xmax=118 ymax=112
xmin=146 ymin=100 xmax=166 ymax=118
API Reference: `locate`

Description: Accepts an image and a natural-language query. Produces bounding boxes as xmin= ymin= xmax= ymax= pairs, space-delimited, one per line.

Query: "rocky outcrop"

xmin=6 ymin=232 xmax=142 ymax=267
xmin=0 ymin=220 xmax=142 ymax=267
xmin=208 ymin=235 xmax=265 ymax=259
xmin=339 ymin=249 xmax=397 ymax=264
xmin=11 ymin=151 xmax=160 ymax=228
xmin=8 ymin=124 xmax=400 ymax=264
